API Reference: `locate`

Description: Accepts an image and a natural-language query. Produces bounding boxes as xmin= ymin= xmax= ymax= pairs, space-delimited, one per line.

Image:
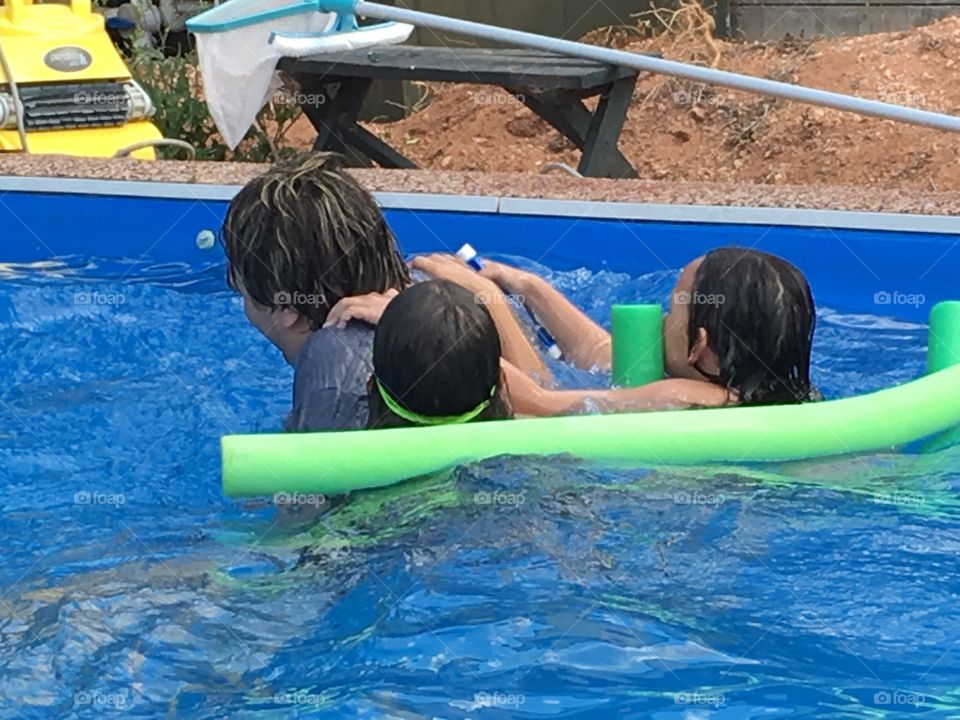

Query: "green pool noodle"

xmin=927 ymin=301 xmax=960 ymax=373
xmin=611 ymin=304 xmax=664 ymax=387
xmin=222 ymin=363 xmax=960 ymax=497
xmin=919 ymin=301 xmax=960 ymax=453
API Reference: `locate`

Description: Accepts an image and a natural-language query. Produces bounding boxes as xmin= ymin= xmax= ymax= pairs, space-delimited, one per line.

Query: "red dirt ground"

xmin=285 ymin=13 xmax=960 ymax=190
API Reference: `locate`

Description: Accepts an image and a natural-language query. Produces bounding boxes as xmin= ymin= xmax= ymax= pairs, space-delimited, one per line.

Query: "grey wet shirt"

xmin=285 ymin=322 xmax=374 ymax=432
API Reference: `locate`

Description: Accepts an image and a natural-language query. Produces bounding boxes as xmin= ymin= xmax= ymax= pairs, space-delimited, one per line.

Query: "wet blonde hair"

xmin=221 ymin=152 xmax=410 ymax=328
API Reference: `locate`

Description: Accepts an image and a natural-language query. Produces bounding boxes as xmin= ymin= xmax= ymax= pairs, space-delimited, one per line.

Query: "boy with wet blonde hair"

xmin=220 ymin=152 xmax=410 ymax=430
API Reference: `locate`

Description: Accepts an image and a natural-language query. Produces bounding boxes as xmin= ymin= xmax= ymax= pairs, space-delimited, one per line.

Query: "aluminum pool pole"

xmin=340 ymin=0 xmax=960 ymax=133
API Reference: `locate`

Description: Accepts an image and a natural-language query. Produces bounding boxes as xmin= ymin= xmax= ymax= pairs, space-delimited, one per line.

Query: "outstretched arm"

xmin=502 ymin=360 xmax=732 ymax=416
xmin=480 ymin=261 xmax=611 ymax=371
xmin=411 ymin=255 xmax=551 ymax=383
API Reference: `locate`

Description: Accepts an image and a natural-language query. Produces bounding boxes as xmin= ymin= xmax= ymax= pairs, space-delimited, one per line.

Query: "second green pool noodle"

xmin=927 ymin=301 xmax=960 ymax=373
xmin=611 ymin=304 xmax=664 ymax=387
xmin=919 ymin=300 xmax=960 ymax=453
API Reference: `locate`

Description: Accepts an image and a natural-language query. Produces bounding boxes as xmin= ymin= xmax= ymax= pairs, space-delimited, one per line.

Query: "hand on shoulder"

xmin=476 ymin=259 xmax=534 ymax=296
xmin=322 ymin=289 xmax=399 ymax=329
xmin=410 ymin=254 xmax=500 ymax=300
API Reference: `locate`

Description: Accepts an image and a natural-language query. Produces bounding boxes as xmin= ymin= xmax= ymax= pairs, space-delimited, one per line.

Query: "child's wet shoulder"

xmin=297 ymin=323 xmax=375 ymax=370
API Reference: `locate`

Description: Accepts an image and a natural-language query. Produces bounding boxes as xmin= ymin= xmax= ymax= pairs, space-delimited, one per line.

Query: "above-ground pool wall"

xmin=387 ymin=206 xmax=959 ymax=323
xmin=0 ymin=178 xmax=957 ymax=323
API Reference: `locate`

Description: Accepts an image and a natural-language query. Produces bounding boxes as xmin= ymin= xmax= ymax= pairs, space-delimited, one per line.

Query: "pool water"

xmin=1 ymin=255 xmax=957 ymax=718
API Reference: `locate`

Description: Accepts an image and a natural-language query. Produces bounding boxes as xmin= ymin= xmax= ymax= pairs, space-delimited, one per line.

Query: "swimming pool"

xmin=1 ymin=178 xmax=958 ymax=717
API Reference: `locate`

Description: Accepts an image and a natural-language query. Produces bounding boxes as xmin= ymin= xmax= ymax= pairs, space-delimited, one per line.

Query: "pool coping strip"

xmin=1 ymin=175 xmax=957 ymax=235
xmin=498 ymin=198 xmax=960 ymax=235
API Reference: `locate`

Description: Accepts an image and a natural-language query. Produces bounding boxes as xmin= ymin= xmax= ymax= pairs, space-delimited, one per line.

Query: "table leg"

xmin=580 ymin=75 xmax=638 ymax=179
xmin=343 ymin=125 xmax=418 ymax=169
xmin=292 ymin=78 xmax=338 ymax=150
xmin=295 ymin=76 xmax=417 ymax=169
xmin=519 ymin=89 xmax=589 ymax=147
xmin=296 ymin=76 xmax=371 ymax=165
xmin=515 ymin=79 xmax=637 ymax=179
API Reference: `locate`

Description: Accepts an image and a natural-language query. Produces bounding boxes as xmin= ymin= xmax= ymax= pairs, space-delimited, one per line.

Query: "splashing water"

xmin=0 ymin=256 xmax=955 ymax=718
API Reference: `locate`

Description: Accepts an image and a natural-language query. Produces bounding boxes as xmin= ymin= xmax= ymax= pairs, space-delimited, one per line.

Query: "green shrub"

xmin=128 ymin=44 xmax=303 ymax=162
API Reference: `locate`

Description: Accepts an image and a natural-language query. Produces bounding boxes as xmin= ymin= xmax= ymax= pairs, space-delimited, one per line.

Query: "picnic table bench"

xmin=279 ymin=46 xmax=640 ymax=178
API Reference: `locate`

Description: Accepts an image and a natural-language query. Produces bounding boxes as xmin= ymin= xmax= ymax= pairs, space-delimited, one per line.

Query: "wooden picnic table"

xmin=279 ymin=46 xmax=640 ymax=179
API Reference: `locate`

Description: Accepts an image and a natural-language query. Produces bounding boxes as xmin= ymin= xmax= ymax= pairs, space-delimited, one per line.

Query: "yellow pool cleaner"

xmin=0 ymin=0 xmax=178 ymax=158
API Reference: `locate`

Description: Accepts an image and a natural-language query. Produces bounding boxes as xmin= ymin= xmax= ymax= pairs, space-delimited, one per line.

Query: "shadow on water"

xmin=2 ymin=444 xmax=960 ymax=716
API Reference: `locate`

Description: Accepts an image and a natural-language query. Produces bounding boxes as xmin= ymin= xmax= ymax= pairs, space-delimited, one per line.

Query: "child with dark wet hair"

xmin=488 ymin=247 xmax=817 ymax=414
xmin=367 ymin=280 xmax=512 ymax=428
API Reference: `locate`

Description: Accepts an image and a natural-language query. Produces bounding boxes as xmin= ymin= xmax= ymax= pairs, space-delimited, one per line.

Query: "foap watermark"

xmin=74 ymin=490 xmax=125 ymax=507
xmin=272 ymin=89 xmax=327 ymax=108
xmin=474 ymin=289 xmax=524 ymax=306
xmin=873 ymin=690 xmax=925 ymax=708
xmin=73 ymin=90 xmax=125 ymax=106
xmin=875 ymin=91 xmax=928 ymax=108
xmin=274 ymin=290 xmax=327 ymax=308
xmin=474 ymin=691 xmax=525 ymax=709
xmin=75 ymin=290 xmax=125 ymax=306
xmin=471 ymin=90 xmax=525 ymax=106
xmin=675 ymin=691 xmax=726 ymax=708
xmin=274 ymin=691 xmax=323 ymax=706
xmin=74 ymin=690 xmax=128 ymax=708
xmin=474 ymin=490 xmax=525 ymax=507
xmin=873 ymin=290 xmax=925 ymax=308
xmin=873 ymin=492 xmax=924 ymax=507
xmin=674 ymin=291 xmax=725 ymax=307
xmin=670 ymin=89 xmax=717 ymax=108
xmin=273 ymin=492 xmax=327 ymax=507
xmin=674 ymin=491 xmax=725 ymax=506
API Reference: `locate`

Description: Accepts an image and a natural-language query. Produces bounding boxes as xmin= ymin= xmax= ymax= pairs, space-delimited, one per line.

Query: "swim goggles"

xmin=375 ymin=378 xmax=496 ymax=426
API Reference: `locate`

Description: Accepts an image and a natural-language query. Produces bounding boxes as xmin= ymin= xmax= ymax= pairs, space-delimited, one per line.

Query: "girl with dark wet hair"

xmin=487 ymin=247 xmax=817 ymax=414
xmin=680 ymin=247 xmax=815 ymax=405
xmin=367 ymin=280 xmax=512 ymax=428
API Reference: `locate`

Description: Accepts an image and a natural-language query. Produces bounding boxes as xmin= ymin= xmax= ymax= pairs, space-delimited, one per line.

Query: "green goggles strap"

xmin=376 ymin=378 xmax=495 ymax=426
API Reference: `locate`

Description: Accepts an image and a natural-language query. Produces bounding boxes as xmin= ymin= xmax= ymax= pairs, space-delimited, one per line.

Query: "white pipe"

xmin=113 ymin=138 xmax=197 ymax=159
xmin=0 ymin=40 xmax=29 ymax=151
xmin=350 ymin=0 xmax=960 ymax=133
